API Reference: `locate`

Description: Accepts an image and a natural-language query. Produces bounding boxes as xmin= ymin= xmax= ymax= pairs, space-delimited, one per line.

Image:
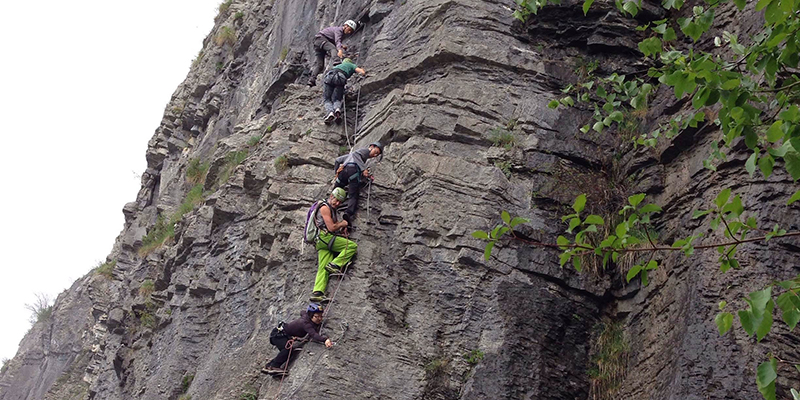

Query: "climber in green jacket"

xmin=310 ymin=187 xmax=357 ymax=303
xmin=322 ymin=58 xmax=366 ymax=124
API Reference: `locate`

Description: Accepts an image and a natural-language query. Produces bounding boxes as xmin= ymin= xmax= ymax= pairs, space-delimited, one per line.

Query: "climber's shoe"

xmin=261 ymin=366 xmax=286 ymax=375
xmin=324 ymin=112 xmax=335 ymax=125
xmin=310 ymin=291 xmax=330 ymax=303
xmin=324 ymin=262 xmax=343 ymax=274
xmin=308 ymin=77 xmax=316 ymax=87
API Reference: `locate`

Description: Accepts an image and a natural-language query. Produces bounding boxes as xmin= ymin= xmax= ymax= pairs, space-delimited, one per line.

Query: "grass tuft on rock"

xmin=588 ymin=320 xmax=629 ymax=400
xmin=274 ymin=155 xmax=289 ymax=173
xmin=94 ymin=260 xmax=116 ymax=279
xmin=215 ymin=26 xmax=236 ymax=47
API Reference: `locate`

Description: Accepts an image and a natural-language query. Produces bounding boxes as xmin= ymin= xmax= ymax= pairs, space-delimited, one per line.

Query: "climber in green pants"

xmin=310 ymin=187 xmax=357 ymax=303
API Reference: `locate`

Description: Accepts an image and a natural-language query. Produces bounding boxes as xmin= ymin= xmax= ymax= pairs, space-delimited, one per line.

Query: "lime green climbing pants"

xmin=313 ymin=231 xmax=357 ymax=293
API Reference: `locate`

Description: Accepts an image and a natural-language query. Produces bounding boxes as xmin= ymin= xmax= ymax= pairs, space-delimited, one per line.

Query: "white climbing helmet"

xmin=344 ymin=20 xmax=357 ymax=30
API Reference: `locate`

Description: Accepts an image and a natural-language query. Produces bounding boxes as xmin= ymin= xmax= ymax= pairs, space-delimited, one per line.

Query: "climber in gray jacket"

xmin=333 ymin=142 xmax=383 ymax=222
xmin=308 ymin=20 xmax=357 ymax=86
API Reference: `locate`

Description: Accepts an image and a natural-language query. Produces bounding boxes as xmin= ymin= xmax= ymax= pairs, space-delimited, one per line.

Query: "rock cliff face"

xmin=2 ymin=0 xmax=799 ymax=399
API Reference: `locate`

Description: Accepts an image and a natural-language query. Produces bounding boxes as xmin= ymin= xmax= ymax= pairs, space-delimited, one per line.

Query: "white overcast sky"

xmin=0 ymin=0 xmax=222 ymax=362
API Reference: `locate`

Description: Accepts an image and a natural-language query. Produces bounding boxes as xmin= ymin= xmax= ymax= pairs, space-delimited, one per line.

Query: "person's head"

xmin=329 ymin=187 xmax=347 ymax=207
xmin=342 ymin=58 xmax=354 ymax=65
xmin=343 ymin=20 xmax=356 ymax=34
xmin=368 ymin=142 xmax=384 ymax=159
xmin=308 ymin=303 xmax=324 ymax=323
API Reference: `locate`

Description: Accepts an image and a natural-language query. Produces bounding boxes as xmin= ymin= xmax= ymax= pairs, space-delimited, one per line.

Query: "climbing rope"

xmin=354 ymin=84 xmax=361 ymax=137
xmin=275 ymin=225 xmax=352 ymax=399
xmin=366 ymin=179 xmax=372 ymax=222
xmin=343 ymin=94 xmax=352 ymax=153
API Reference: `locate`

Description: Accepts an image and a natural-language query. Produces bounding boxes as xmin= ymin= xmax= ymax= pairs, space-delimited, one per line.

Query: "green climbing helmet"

xmin=342 ymin=58 xmax=354 ymax=64
xmin=332 ymin=187 xmax=347 ymax=201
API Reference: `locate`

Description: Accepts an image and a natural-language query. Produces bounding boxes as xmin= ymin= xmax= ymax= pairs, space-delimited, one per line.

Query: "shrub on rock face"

xmin=139 ymin=279 xmax=155 ymax=298
xmin=215 ymin=26 xmax=236 ymax=47
xmin=24 ymin=293 xmax=53 ymax=325
xmin=274 ymin=155 xmax=289 ymax=173
xmin=186 ymin=158 xmax=209 ymax=185
xmin=218 ymin=0 xmax=233 ymax=15
xmin=94 ymin=260 xmax=116 ymax=279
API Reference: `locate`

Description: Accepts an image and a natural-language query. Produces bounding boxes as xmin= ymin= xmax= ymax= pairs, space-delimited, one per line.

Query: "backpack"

xmin=303 ymin=200 xmax=326 ymax=244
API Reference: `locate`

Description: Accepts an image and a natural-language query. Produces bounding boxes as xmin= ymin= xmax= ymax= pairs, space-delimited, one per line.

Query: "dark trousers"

xmin=323 ymin=70 xmax=347 ymax=113
xmin=311 ymin=37 xmax=338 ymax=79
xmin=335 ymin=164 xmax=364 ymax=219
xmin=266 ymin=335 xmax=301 ymax=368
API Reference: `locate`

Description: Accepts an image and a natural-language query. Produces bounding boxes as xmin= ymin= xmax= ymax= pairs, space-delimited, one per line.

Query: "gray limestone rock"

xmin=2 ymin=0 xmax=799 ymax=399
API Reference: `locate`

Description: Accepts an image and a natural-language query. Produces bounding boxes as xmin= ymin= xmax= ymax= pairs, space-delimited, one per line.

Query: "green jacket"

xmin=334 ymin=61 xmax=357 ymax=78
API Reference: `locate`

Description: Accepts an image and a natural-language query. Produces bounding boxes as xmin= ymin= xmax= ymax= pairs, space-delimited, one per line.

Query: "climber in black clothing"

xmin=261 ymin=303 xmax=333 ymax=375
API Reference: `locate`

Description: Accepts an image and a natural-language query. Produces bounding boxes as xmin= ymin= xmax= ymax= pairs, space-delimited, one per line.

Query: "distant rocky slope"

xmin=2 ymin=0 xmax=798 ymax=399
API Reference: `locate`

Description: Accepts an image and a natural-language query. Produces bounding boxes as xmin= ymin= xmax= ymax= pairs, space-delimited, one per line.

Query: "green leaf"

xmin=715 ymin=312 xmax=734 ymax=335
xmin=484 ymin=241 xmax=495 ymax=261
xmin=791 ymin=388 xmax=800 ymax=400
xmin=756 ymin=358 xmax=777 ymax=400
xmin=692 ymin=209 xmax=711 ymax=219
xmin=722 ymin=195 xmax=744 ymax=217
xmin=733 ymin=0 xmax=745 ymax=9
xmin=509 ymin=217 xmax=530 ymax=228
xmin=663 ymin=27 xmax=677 ymax=41
xmin=721 ymin=79 xmax=740 ymax=90
xmin=777 ymin=292 xmax=800 ymax=330
xmin=608 ymin=111 xmax=624 ymax=123
xmin=638 ymin=37 xmax=662 ymax=57
xmin=472 ymin=231 xmax=489 ymax=239
xmin=638 ymin=204 xmax=662 ymax=214
xmin=739 ymin=310 xmax=756 ymax=336
xmin=501 ymin=211 xmax=511 ymax=224
xmin=629 ymin=193 xmax=646 ymax=207
xmin=766 ymin=120 xmax=784 ymax=143
xmin=599 ymin=235 xmax=617 ymax=248
xmin=584 ymin=215 xmax=604 ymax=225
xmin=626 ymin=265 xmax=643 ymax=282
xmin=645 ymin=260 xmax=658 ymax=270
xmin=719 ymin=300 xmax=727 ymax=310
xmin=568 ymin=217 xmax=581 ymax=233
xmin=559 ymin=251 xmax=571 ymax=267
xmin=781 ymin=105 xmax=800 ymax=123
xmin=785 ymin=151 xmax=800 ymax=181
xmin=746 ymin=151 xmax=758 ymax=177
xmin=715 ymin=188 xmax=731 ymax=209
xmin=756 ymin=299 xmax=775 ymax=342
xmin=583 ymin=0 xmax=594 ymax=15
xmin=548 ymin=100 xmax=559 ymax=109
xmin=557 ymin=235 xmax=570 ymax=248
xmin=573 ymin=194 xmax=587 ymax=213
xmin=675 ymin=72 xmax=697 ymax=97
xmin=623 ymin=0 xmax=639 ymax=16
xmin=593 ymin=121 xmax=605 ymax=133
xmin=498 ymin=226 xmax=510 ymax=237
xmin=572 ymin=256 xmax=582 ymax=272
xmin=751 ymin=287 xmax=773 ymax=312
xmin=759 ymin=153 xmax=775 ymax=178
xmin=788 ymin=189 xmax=800 ymax=205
